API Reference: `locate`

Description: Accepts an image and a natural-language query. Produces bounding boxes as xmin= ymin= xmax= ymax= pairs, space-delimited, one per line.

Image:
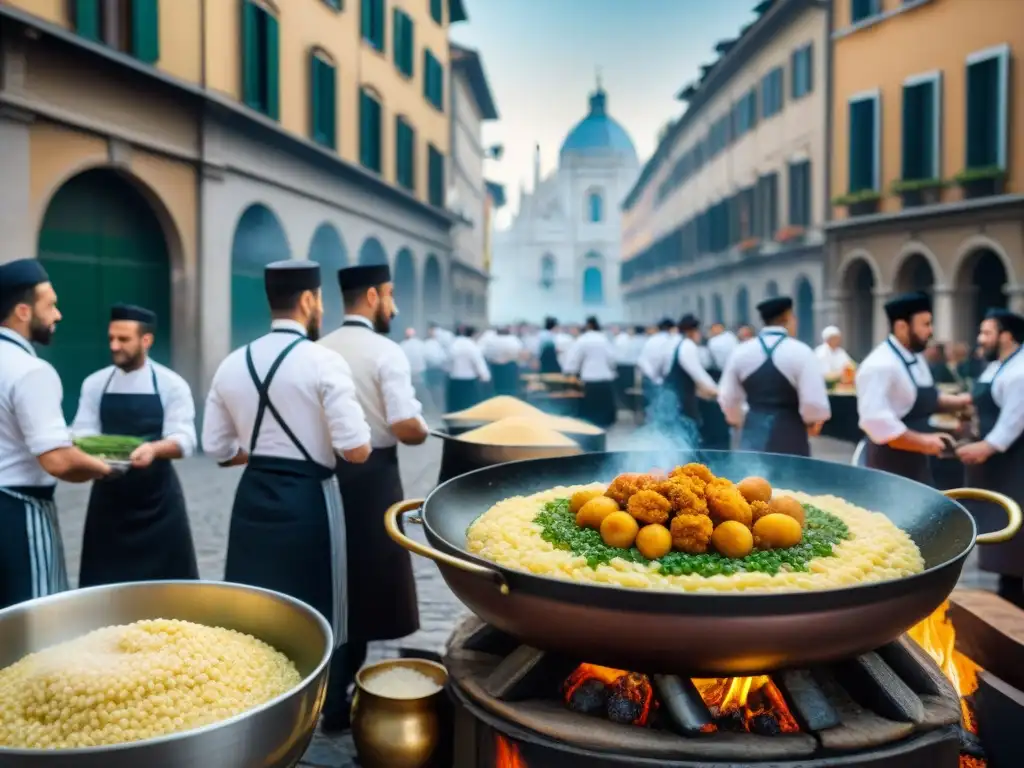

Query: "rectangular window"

xmin=965 ymin=45 xmax=1010 ymax=169
xmin=788 ymin=160 xmax=812 ymax=227
xmin=901 ymin=73 xmax=941 ymax=180
xmin=310 ymin=54 xmax=337 ymax=149
xmin=423 ymin=49 xmax=444 ymax=110
xmin=74 ymin=0 xmax=160 ymax=62
xmin=430 ymin=0 xmax=443 ymax=24
xmin=733 ymin=88 xmax=758 ymax=137
xmin=395 ymin=116 xmax=416 ymax=191
xmin=428 ymin=144 xmax=445 ymax=207
xmin=361 ymin=0 xmax=385 ymax=52
xmin=242 ymin=0 xmax=280 ymax=120
xmin=761 ymin=67 xmax=784 ymax=119
xmin=755 ymin=173 xmax=779 ymax=238
xmin=851 ymin=0 xmax=878 ymax=24
xmin=359 ymin=89 xmax=383 ymax=172
xmin=392 ymin=9 xmax=415 ymax=78
xmin=790 ymin=44 xmax=813 ymax=99
xmin=848 ymin=92 xmax=880 ymax=192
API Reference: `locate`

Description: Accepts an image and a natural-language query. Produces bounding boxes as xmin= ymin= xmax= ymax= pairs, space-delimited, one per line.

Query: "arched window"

xmin=540 ymin=253 xmax=555 ymax=289
xmin=582 ymin=266 xmax=604 ymax=305
xmin=587 ymin=190 xmax=604 ymax=223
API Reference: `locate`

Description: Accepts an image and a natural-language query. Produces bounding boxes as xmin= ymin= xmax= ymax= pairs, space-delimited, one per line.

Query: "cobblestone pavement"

xmin=52 ymin=425 xmax=996 ymax=767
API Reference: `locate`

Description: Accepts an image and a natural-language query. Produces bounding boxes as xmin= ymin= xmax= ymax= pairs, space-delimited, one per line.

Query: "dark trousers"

xmin=322 ymin=640 xmax=369 ymax=724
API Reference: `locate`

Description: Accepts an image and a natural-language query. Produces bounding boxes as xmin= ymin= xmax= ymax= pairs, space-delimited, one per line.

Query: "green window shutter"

xmin=130 ymin=0 xmax=160 ymax=63
xmin=310 ymin=56 xmax=322 ymax=142
xmin=322 ymin=61 xmax=337 ymax=149
xmin=900 ymin=85 xmax=913 ymax=179
xmin=241 ymin=1 xmax=258 ymax=108
xmin=75 ymin=0 xmax=101 ymax=41
xmin=392 ymin=9 xmax=403 ymax=71
xmin=423 ymin=50 xmax=431 ymax=102
xmin=265 ymin=13 xmax=280 ymax=120
xmin=430 ymin=0 xmax=443 ymax=24
xmin=920 ymin=83 xmax=934 ymax=177
xmin=805 ymin=45 xmax=814 ymax=95
xmin=405 ymin=17 xmax=415 ymax=76
xmin=359 ymin=92 xmax=369 ymax=167
xmin=360 ymin=91 xmax=381 ymax=172
xmin=849 ymin=102 xmax=863 ymax=192
xmin=361 ymin=0 xmax=373 ymax=41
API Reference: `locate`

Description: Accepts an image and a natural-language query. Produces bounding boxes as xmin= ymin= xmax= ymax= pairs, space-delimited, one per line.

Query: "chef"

xmin=856 ymin=292 xmax=970 ymax=484
xmin=0 ymin=259 xmax=111 ymax=609
xmin=537 ymin=317 xmax=561 ymax=373
xmin=563 ymin=316 xmax=617 ymax=428
xmin=202 ymin=260 xmax=371 ymax=692
xmin=956 ymin=309 xmax=1024 ymax=607
xmin=815 ymin=326 xmax=853 ymax=378
xmin=706 ymin=323 xmax=739 ymax=378
xmin=612 ymin=326 xmax=641 ymax=407
xmin=71 ymin=304 xmax=199 ymax=586
xmin=718 ymin=296 xmax=831 ymax=456
xmin=446 ymin=325 xmax=491 ymax=412
xmin=660 ymin=314 xmax=718 ymax=441
xmin=481 ymin=326 xmax=524 ymax=397
xmin=318 ymin=263 xmax=428 ymax=731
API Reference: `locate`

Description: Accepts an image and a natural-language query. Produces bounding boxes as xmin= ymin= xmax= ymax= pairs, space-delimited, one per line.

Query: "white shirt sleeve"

xmin=795 ymin=346 xmax=832 ymax=424
xmin=13 ymin=365 xmax=72 ymax=456
xmin=161 ymin=373 xmax=198 ymax=457
xmin=201 ymin=373 xmax=241 ymax=463
xmin=679 ymin=341 xmax=717 ymax=392
xmin=987 ymin=369 xmax=1024 ymax=452
xmin=717 ymin=356 xmax=746 ymax=425
xmin=317 ymin=353 xmax=372 ymax=453
xmin=562 ymin=341 xmax=582 ymax=375
xmin=473 ymin=345 xmax=492 ymax=382
xmin=378 ymin=346 xmax=425 ymax=425
xmin=856 ymin=363 xmax=908 ymax=445
xmin=71 ymin=373 xmax=104 ymax=439
xmin=637 ymin=338 xmax=662 ymax=384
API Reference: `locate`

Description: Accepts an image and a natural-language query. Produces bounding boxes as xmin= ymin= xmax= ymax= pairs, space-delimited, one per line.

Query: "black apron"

xmin=78 ymin=364 xmax=199 ymax=587
xmin=699 ymin=359 xmax=731 ymax=450
xmin=446 ymin=377 xmax=482 ymax=413
xmin=739 ymin=333 xmax=810 ymax=456
xmin=966 ymin=349 xmax=1024 ymax=576
xmin=489 ymin=360 xmax=519 ymax=397
xmin=0 ymin=334 xmax=69 ymax=609
xmin=333 ymin=319 xmax=419 ymax=642
xmin=223 ymin=330 xmax=347 ymax=649
xmin=539 ymin=339 xmax=560 ymax=374
xmin=865 ymin=340 xmax=939 ymax=486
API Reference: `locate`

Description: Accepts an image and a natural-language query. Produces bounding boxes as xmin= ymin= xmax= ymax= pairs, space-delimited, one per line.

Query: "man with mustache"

xmin=71 ymin=304 xmax=199 ymax=587
xmin=956 ymin=309 xmax=1024 ymax=607
xmin=0 ymin=258 xmax=112 ymax=609
xmin=317 ymin=263 xmax=428 ymax=732
xmin=856 ymin=291 xmax=971 ymax=484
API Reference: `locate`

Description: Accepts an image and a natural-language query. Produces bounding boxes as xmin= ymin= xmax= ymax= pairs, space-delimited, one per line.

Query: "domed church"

xmin=489 ymin=81 xmax=640 ymax=325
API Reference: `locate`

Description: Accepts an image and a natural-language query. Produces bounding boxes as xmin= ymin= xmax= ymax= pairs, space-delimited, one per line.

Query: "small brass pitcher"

xmin=351 ymin=658 xmax=448 ymax=768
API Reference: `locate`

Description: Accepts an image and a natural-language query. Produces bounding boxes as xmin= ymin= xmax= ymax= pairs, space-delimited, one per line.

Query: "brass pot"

xmin=351 ymin=658 xmax=448 ymax=768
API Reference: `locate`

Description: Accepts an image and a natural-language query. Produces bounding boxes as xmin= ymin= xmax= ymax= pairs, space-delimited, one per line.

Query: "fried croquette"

xmin=711 ymin=520 xmax=754 ymax=558
xmin=750 ymin=499 xmax=773 ymax=524
xmin=655 ymin=479 xmax=709 ymax=517
xmin=604 ymin=473 xmax=659 ymax=506
xmin=627 ymin=490 xmax=672 ymax=525
xmin=669 ymin=513 xmax=714 ymax=554
xmin=669 ymin=463 xmax=715 ymax=484
xmin=570 ymin=488 xmax=604 ymax=514
xmin=753 ymin=513 xmax=803 ymax=549
xmin=635 ymin=524 xmax=673 ymax=559
xmin=705 ymin=479 xmax=753 ymax=528
xmin=736 ymin=476 xmax=772 ymax=504
xmin=600 ymin=511 xmax=640 ymax=549
xmin=769 ymin=495 xmax=807 ymax=527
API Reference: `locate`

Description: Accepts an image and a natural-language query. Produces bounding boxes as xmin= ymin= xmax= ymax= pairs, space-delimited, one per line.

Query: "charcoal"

xmin=607 ymin=694 xmax=642 ymax=724
xmin=715 ymin=710 xmax=746 ymax=732
xmin=958 ymin=726 xmax=986 ymax=759
xmin=568 ymin=679 xmax=609 ymax=716
xmin=750 ymin=713 xmax=782 ymax=736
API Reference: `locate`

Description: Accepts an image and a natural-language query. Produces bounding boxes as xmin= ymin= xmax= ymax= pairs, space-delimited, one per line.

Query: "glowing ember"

xmin=692 ymin=675 xmax=800 ymax=734
xmin=562 ymin=664 xmax=655 ymax=726
xmin=494 ymin=733 xmax=527 ymax=768
xmin=907 ymin=601 xmax=987 ymax=768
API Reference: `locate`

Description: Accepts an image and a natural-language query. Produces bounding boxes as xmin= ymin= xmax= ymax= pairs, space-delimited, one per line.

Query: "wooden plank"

xmin=949 ymin=589 xmax=1024 ymax=693
xmin=777 ymin=669 xmax=841 ymax=732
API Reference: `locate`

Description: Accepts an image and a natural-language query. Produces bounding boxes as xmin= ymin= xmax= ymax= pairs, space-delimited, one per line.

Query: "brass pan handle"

xmin=384 ymin=499 xmax=510 ymax=595
xmin=943 ymin=487 xmax=1023 ymax=544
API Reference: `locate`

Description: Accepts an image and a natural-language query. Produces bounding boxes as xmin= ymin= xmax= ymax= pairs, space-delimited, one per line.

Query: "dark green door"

xmin=308 ymin=223 xmax=347 ymax=334
xmin=37 ymin=169 xmax=171 ymax=423
xmin=231 ymin=204 xmax=290 ymax=349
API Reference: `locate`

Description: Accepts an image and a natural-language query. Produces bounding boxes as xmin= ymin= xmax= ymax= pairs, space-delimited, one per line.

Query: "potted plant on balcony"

xmin=953 ymin=166 xmax=1006 ymax=200
xmin=737 ymin=237 xmax=761 ymax=255
xmin=775 ymin=225 xmax=806 ymax=245
xmin=890 ymin=178 xmax=945 ymax=208
xmin=831 ymin=189 xmax=882 ymax=217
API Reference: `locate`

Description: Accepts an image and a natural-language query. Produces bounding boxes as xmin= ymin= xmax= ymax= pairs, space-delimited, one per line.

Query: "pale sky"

xmin=450 ymin=0 xmax=759 ymax=225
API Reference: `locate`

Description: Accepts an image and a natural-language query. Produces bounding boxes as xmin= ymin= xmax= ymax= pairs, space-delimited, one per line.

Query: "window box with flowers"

xmin=738 ymin=237 xmax=761 ymax=255
xmin=775 ymin=225 xmax=805 ymax=245
xmin=953 ymin=166 xmax=1006 ymax=200
xmin=832 ymin=189 xmax=881 ymax=217
xmin=890 ymin=178 xmax=945 ymax=208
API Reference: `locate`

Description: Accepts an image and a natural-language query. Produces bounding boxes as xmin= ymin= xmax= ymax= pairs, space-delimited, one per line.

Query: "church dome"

xmin=559 ymin=86 xmax=637 ymax=161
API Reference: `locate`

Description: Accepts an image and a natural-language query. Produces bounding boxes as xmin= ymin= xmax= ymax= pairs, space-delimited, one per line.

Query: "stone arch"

xmin=423 ymin=253 xmax=443 ymax=326
xmin=230 ymin=203 xmax=290 ymax=349
xmin=358 ymin=236 xmax=388 ymax=266
xmin=582 ymin=265 xmax=604 ymax=305
xmin=764 ymin=280 xmax=780 ymax=299
xmin=954 ymin=240 xmax=1010 ymax=340
xmin=584 ymin=187 xmax=604 ymax=223
xmin=892 ymin=242 xmax=943 ymax=292
xmin=712 ymin=293 xmax=725 ymax=324
xmin=392 ymin=247 xmax=417 ymax=339
xmin=794 ymin=275 xmax=815 ymax=346
xmin=734 ymin=285 xmax=750 ymax=327
xmin=539 ymin=252 xmax=555 ymax=289
xmin=841 ymin=256 xmax=876 ymax=360
xmin=836 ymin=248 xmax=884 ymax=290
xmin=308 ymin=223 xmax=348 ymax=333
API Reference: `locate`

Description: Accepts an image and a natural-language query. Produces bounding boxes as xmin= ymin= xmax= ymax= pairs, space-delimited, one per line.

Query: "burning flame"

xmin=692 ymin=675 xmax=800 ymax=733
xmin=908 ymin=601 xmax=986 ymax=768
xmin=494 ymin=733 xmax=527 ymax=768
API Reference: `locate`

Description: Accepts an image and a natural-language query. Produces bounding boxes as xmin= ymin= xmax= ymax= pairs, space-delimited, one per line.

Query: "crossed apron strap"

xmin=757 ymin=333 xmax=786 ymax=359
xmin=100 ymin=363 xmax=161 ymax=395
xmin=245 ymin=335 xmax=314 ymax=462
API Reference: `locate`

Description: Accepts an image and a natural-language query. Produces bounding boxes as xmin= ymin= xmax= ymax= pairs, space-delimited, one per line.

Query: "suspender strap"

xmin=245 ymin=337 xmax=315 ymax=462
xmin=758 ymin=333 xmax=786 ymax=359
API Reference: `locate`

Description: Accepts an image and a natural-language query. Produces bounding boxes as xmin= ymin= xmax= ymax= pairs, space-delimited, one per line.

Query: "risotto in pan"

xmin=465 ymin=463 xmax=924 ymax=593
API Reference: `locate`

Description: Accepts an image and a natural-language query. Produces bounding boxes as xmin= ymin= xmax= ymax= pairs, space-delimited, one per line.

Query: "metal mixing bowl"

xmin=0 ymin=581 xmax=333 ymax=767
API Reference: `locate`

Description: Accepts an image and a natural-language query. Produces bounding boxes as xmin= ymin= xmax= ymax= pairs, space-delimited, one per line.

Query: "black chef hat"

xmin=678 ymin=313 xmax=700 ymax=331
xmin=884 ymin=291 xmax=932 ymax=323
xmin=264 ymin=260 xmax=321 ymax=304
xmin=757 ymin=296 xmax=793 ymax=324
xmin=544 ymin=316 xmax=558 ymax=331
xmin=658 ymin=317 xmax=675 ymax=331
xmin=986 ymin=308 xmax=1024 ymax=342
xmin=110 ymin=303 xmax=156 ymax=326
xmin=337 ymin=264 xmax=391 ymax=293
xmin=0 ymin=259 xmax=49 ymax=298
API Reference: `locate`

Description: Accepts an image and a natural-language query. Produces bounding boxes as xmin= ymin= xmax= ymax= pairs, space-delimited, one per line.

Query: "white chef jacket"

xmin=400 ymin=337 xmax=427 ymax=376
xmin=814 ymin=343 xmax=853 ymax=377
xmin=434 ymin=328 xmax=455 ymax=351
xmin=855 ymin=335 xmax=934 ymax=445
xmin=976 ymin=351 xmax=1024 ymax=452
xmin=613 ymin=333 xmax=639 ymax=365
xmin=476 ymin=329 xmax=497 ymax=351
xmin=522 ymin=332 xmax=541 ymax=358
xmin=660 ymin=336 xmax=718 ymax=392
xmin=202 ymin=319 xmax=371 ymax=465
xmin=72 ymin=359 xmax=197 ymax=456
xmin=481 ymin=333 xmax=524 ymax=364
xmin=555 ymin=332 xmax=574 ymax=370
xmin=423 ymin=338 xmax=447 ymax=369
xmin=0 ymin=328 xmax=72 ymax=487
xmin=707 ymin=331 xmax=739 ymax=371
xmin=718 ymin=328 xmax=831 ymax=426
xmin=448 ymin=336 xmax=491 ymax=381
xmin=563 ymin=331 xmax=616 ymax=382
xmin=637 ymin=332 xmax=672 ymax=384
